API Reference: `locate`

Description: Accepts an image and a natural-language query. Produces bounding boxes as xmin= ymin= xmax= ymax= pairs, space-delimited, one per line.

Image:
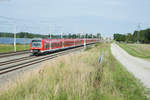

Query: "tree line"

xmin=0 ymin=32 xmax=101 ymax=39
xmin=0 ymin=32 xmax=47 ymax=38
xmin=114 ymin=28 xmax=150 ymax=43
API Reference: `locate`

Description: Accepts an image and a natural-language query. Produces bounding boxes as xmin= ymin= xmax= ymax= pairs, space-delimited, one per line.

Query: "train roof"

xmin=31 ymin=38 xmax=42 ymax=41
xmin=31 ymin=38 xmax=98 ymax=42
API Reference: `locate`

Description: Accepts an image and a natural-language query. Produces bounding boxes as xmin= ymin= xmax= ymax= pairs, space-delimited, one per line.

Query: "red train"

xmin=30 ymin=38 xmax=99 ymax=55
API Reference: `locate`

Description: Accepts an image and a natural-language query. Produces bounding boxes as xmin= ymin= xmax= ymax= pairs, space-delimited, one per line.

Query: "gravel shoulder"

xmin=0 ymin=53 xmax=30 ymax=62
xmin=111 ymin=43 xmax=150 ymax=89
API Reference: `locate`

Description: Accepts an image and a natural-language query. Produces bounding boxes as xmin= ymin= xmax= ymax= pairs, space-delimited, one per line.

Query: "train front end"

xmin=30 ymin=39 xmax=43 ymax=55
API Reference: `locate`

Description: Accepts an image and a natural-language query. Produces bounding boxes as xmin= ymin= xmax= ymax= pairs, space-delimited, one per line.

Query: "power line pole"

xmin=78 ymin=33 xmax=80 ymax=38
xmin=14 ymin=24 xmax=16 ymax=52
xmin=61 ymin=33 xmax=64 ymax=48
xmin=24 ymin=32 xmax=26 ymax=50
xmin=84 ymin=33 xmax=86 ymax=48
xmin=49 ymin=25 xmax=52 ymax=50
xmin=61 ymin=33 xmax=63 ymax=39
xmin=24 ymin=25 xmax=27 ymax=50
xmin=137 ymin=24 xmax=141 ymax=44
xmin=50 ymin=32 xmax=51 ymax=39
xmin=49 ymin=25 xmax=52 ymax=39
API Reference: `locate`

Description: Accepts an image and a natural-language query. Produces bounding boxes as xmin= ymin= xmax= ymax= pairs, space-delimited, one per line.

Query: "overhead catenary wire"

xmin=14 ymin=24 xmax=16 ymax=52
xmin=0 ymin=16 xmax=98 ymax=36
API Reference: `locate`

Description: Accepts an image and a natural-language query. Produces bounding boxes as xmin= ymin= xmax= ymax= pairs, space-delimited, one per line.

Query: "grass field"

xmin=0 ymin=44 xmax=30 ymax=53
xmin=118 ymin=43 xmax=150 ymax=59
xmin=0 ymin=43 xmax=149 ymax=100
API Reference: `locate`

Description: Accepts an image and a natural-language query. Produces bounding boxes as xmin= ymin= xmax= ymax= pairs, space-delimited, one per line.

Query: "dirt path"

xmin=111 ymin=43 xmax=150 ymax=89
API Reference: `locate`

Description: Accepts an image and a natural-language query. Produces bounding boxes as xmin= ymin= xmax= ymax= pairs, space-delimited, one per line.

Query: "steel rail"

xmin=0 ymin=56 xmax=36 ymax=66
xmin=0 ymin=47 xmax=83 ymax=75
xmin=0 ymin=50 xmax=29 ymax=55
xmin=0 ymin=44 xmax=96 ymax=66
xmin=0 ymin=50 xmax=30 ymax=58
xmin=0 ymin=46 xmax=85 ymax=66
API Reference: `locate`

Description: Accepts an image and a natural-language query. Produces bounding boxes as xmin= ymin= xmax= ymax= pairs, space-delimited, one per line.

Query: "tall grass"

xmin=0 ymin=43 xmax=149 ymax=100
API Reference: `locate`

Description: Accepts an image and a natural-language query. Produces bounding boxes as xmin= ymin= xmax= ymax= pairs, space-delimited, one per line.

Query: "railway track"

xmin=0 ymin=50 xmax=30 ymax=58
xmin=0 ymin=47 xmax=84 ymax=75
xmin=0 ymin=56 xmax=36 ymax=66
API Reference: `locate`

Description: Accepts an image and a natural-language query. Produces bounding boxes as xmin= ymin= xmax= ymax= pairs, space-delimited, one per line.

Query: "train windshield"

xmin=32 ymin=40 xmax=41 ymax=48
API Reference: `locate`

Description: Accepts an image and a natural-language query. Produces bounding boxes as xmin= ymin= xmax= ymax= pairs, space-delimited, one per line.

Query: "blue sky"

xmin=0 ymin=0 xmax=150 ymax=37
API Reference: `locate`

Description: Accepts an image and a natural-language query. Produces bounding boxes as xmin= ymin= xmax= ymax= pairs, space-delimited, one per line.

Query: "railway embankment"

xmin=0 ymin=43 xmax=149 ymax=100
